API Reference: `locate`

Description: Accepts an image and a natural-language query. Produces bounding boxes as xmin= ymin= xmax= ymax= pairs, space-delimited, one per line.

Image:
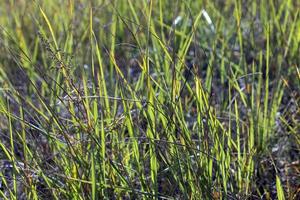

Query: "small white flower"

xmin=173 ymin=16 xmax=183 ymax=26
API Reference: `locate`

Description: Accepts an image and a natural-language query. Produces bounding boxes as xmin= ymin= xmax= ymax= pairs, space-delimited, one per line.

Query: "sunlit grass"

xmin=0 ymin=0 xmax=299 ymax=199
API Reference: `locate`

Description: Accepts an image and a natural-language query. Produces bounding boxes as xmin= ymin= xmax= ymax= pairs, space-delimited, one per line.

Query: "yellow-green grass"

xmin=0 ymin=0 xmax=299 ymax=199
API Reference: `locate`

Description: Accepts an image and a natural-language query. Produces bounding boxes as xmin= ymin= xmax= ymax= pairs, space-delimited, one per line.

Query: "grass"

xmin=0 ymin=0 xmax=299 ymax=199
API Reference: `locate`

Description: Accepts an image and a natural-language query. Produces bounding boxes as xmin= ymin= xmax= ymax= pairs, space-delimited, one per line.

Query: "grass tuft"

xmin=0 ymin=0 xmax=299 ymax=199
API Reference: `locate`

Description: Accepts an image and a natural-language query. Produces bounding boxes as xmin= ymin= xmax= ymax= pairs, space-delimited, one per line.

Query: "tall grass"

xmin=0 ymin=0 xmax=299 ymax=199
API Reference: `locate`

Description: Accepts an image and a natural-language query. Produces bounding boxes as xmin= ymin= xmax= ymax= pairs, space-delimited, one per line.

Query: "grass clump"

xmin=0 ymin=0 xmax=299 ymax=199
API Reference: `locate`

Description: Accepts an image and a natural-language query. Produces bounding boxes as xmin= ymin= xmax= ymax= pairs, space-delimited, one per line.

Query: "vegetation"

xmin=0 ymin=0 xmax=299 ymax=199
